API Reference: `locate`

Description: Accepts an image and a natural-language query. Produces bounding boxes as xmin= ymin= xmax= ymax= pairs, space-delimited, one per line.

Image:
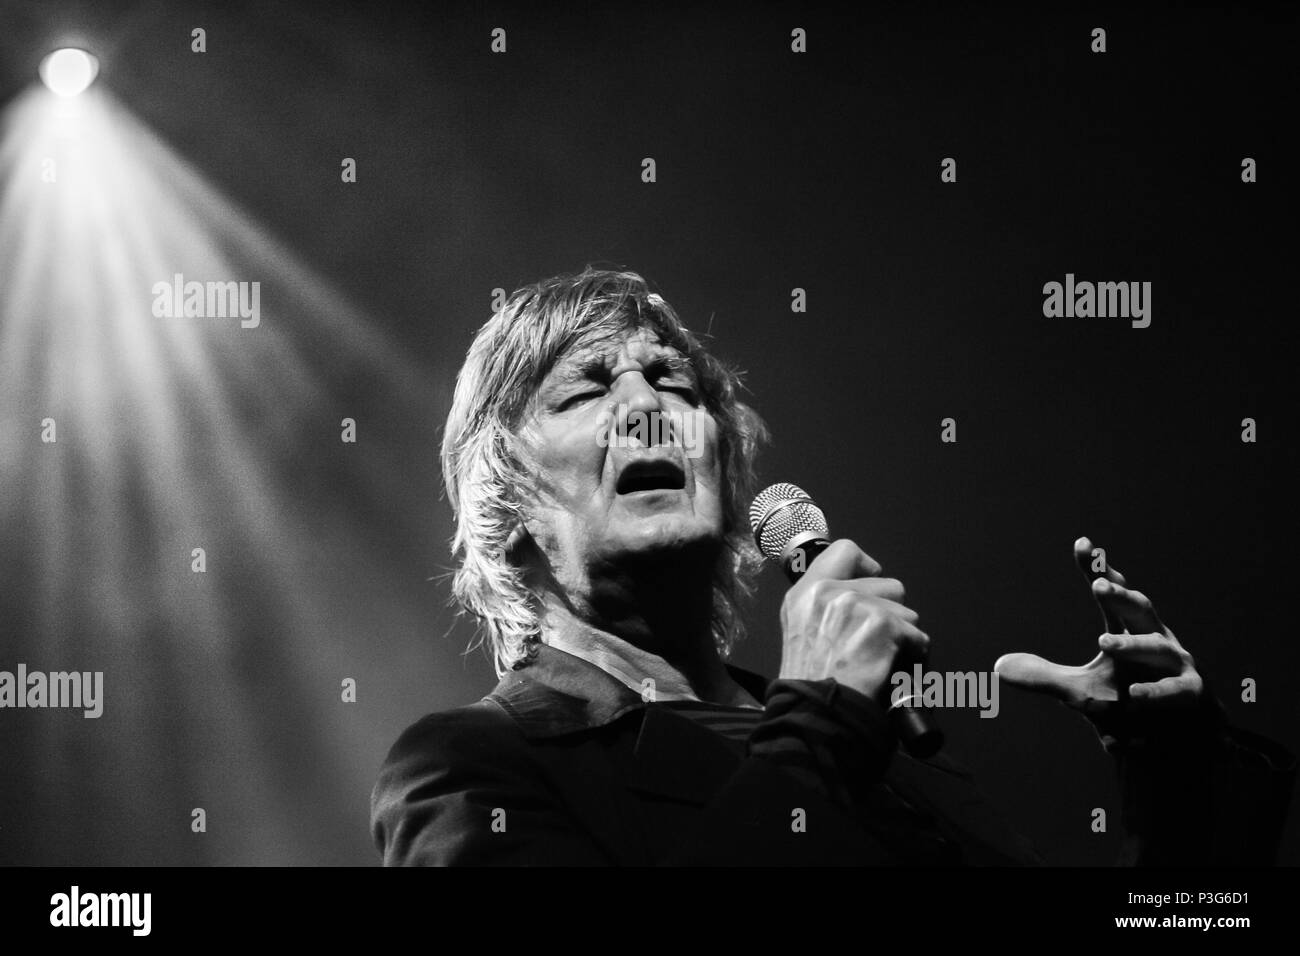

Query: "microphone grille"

xmin=749 ymin=482 xmax=830 ymax=562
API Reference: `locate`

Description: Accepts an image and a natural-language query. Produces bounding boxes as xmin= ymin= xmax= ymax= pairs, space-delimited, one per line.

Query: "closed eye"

xmin=561 ymin=389 xmax=605 ymax=409
xmin=659 ymin=384 xmax=698 ymax=403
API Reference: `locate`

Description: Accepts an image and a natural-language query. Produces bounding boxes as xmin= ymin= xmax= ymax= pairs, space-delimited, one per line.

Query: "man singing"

xmin=371 ymin=267 xmax=1293 ymax=865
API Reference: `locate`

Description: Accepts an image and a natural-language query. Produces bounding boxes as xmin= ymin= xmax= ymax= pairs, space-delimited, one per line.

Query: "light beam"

xmin=0 ymin=81 xmax=451 ymax=864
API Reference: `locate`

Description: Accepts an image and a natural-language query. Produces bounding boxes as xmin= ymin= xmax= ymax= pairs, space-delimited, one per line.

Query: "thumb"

xmin=994 ymin=651 xmax=1091 ymax=703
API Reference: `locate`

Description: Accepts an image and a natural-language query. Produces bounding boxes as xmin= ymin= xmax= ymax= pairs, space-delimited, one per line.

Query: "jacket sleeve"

xmin=370 ymin=703 xmax=613 ymax=866
xmin=726 ymin=678 xmax=1041 ymax=865
xmin=1090 ymin=693 xmax=1297 ymax=865
xmin=748 ymin=678 xmax=897 ymax=806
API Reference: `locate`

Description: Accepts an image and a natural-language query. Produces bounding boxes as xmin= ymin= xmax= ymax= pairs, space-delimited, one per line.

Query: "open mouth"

xmin=616 ymin=459 xmax=687 ymax=495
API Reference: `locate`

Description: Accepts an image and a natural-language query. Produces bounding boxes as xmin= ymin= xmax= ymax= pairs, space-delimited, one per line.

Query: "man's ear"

xmin=505 ymin=523 xmax=549 ymax=593
xmin=505 ymin=524 xmax=529 ymax=555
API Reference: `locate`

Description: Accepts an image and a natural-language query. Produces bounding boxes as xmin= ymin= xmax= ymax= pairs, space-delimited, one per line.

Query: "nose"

xmin=611 ymin=372 xmax=669 ymax=448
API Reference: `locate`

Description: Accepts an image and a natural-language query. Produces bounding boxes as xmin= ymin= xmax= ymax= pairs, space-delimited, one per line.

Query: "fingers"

xmin=1128 ymin=674 xmax=1202 ymax=707
xmin=836 ymin=576 xmax=906 ymax=605
xmin=819 ymin=588 xmax=925 ymax=644
xmin=803 ymin=538 xmax=883 ymax=582
xmin=873 ymin=596 xmax=918 ymax=625
xmin=1093 ymin=579 xmax=1166 ymax=635
xmin=1074 ymin=536 xmax=1127 ymax=633
xmin=1073 ymin=536 xmax=1127 ymax=587
xmin=890 ymin=617 xmax=931 ymax=663
xmin=1097 ymin=633 xmax=1182 ymax=671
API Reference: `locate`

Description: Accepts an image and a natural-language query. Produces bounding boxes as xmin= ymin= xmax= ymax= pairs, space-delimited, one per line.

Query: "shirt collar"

xmin=486 ymin=642 xmax=771 ymax=740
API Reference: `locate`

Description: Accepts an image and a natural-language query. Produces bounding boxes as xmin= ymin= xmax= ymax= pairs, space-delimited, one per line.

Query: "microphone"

xmin=749 ymin=482 xmax=944 ymax=758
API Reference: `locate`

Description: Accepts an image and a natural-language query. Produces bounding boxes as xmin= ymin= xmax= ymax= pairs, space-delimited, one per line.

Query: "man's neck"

xmin=540 ymin=598 xmax=760 ymax=708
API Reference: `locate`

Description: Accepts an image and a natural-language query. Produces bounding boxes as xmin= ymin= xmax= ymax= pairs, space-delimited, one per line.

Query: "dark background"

xmin=0 ymin=0 xmax=1294 ymax=865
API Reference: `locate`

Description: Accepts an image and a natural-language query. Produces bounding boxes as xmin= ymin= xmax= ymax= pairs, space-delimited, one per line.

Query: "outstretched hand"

xmin=994 ymin=537 xmax=1204 ymax=721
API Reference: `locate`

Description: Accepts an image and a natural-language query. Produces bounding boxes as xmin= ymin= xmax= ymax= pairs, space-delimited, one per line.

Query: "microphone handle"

xmin=783 ymin=538 xmax=944 ymax=759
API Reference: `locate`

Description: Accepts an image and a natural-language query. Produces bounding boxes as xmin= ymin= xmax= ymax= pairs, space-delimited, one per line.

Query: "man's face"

xmin=516 ymin=326 xmax=726 ymax=591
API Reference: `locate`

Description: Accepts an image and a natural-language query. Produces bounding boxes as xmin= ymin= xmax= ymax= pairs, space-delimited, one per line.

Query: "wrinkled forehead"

xmin=550 ymin=324 xmax=688 ymax=377
xmin=506 ymin=312 xmax=700 ymax=426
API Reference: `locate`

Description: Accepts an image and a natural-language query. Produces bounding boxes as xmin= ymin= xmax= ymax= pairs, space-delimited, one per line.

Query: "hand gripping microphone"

xmin=749 ymin=482 xmax=944 ymax=758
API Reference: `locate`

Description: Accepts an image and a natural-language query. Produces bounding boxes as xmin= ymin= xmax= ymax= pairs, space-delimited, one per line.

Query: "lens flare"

xmin=39 ymin=48 xmax=99 ymax=97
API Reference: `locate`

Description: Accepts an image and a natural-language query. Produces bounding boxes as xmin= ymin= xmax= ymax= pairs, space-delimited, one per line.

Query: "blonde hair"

xmin=441 ymin=267 xmax=768 ymax=676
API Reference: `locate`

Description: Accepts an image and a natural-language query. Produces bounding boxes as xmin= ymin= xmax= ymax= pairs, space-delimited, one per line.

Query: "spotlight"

xmin=39 ymin=48 xmax=99 ymax=97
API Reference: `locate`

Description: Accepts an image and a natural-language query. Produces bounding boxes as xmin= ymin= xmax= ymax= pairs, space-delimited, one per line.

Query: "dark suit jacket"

xmin=370 ymin=644 xmax=1295 ymax=866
